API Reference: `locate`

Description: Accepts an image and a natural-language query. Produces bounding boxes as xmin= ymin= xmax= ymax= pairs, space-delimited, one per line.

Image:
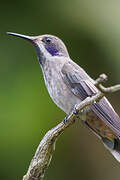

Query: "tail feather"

xmin=110 ymin=150 xmax=120 ymax=163
xmin=102 ymin=138 xmax=120 ymax=162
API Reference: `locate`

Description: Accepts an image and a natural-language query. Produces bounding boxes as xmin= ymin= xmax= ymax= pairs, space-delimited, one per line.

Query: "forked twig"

xmin=23 ymin=74 xmax=120 ymax=180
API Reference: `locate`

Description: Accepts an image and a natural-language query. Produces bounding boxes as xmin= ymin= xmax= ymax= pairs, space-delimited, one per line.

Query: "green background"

xmin=0 ymin=0 xmax=120 ymax=179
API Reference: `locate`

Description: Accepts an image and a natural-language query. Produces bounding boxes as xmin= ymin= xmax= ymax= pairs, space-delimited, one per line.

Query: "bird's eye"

xmin=46 ymin=37 xmax=51 ymax=43
xmin=42 ymin=37 xmax=52 ymax=44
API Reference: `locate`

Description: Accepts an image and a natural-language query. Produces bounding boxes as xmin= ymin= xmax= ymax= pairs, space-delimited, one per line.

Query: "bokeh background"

xmin=0 ymin=0 xmax=120 ymax=179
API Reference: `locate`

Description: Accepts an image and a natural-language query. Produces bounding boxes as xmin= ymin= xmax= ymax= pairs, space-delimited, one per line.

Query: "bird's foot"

xmin=63 ymin=105 xmax=85 ymax=124
xmin=63 ymin=115 xmax=69 ymax=124
xmin=72 ymin=104 xmax=79 ymax=115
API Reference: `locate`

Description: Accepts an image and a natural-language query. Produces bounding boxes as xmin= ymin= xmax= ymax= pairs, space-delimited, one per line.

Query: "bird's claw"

xmin=63 ymin=115 xmax=69 ymax=124
xmin=72 ymin=105 xmax=79 ymax=115
xmin=63 ymin=105 xmax=79 ymax=124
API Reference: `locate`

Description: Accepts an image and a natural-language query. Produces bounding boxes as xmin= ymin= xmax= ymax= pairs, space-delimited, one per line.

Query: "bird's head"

xmin=7 ymin=32 xmax=69 ymax=65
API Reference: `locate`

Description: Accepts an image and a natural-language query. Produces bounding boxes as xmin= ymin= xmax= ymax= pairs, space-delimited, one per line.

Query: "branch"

xmin=23 ymin=74 xmax=120 ymax=180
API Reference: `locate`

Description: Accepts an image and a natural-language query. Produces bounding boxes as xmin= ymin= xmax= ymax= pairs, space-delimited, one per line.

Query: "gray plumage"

xmin=7 ymin=32 xmax=120 ymax=162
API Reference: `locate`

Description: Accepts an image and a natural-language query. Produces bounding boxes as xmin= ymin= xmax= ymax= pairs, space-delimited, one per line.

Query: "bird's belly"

xmin=45 ymin=76 xmax=81 ymax=114
xmin=81 ymin=108 xmax=117 ymax=141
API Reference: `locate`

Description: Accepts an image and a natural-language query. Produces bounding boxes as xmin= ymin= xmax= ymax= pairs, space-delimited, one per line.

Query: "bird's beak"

xmin=7 ymin=32 xmax=44 ymax=64
xmin=6 ymin=32 xmax=38 ymax=44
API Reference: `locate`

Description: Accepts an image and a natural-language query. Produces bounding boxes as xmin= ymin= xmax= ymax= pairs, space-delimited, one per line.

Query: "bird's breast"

xmin=42 ymin=62 xmax=81 ymax=114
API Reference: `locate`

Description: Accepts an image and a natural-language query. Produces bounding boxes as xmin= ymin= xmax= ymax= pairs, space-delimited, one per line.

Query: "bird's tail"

xmin=102 ymin=137 xmax=120 ymax=162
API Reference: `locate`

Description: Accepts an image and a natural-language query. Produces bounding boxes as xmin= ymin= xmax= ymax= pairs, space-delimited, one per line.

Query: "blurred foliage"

xmin=0 ymin=0 xmax=120 ymax=180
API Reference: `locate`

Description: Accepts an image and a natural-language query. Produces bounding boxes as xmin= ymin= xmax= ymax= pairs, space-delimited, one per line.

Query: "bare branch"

xmin=95 ymin=73 xmax=108 ymax=85
xmin=23 ymin=74 xmax=120 ymax=180
xmin=98 ymin=84 xmax=120 ymax=93
xmin=95 ymin=74 xmax=120 ymax=93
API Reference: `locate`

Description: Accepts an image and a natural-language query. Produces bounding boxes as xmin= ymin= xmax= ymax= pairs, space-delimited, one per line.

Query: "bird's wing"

xmin=61 ymin=61 xmax=120 ymax=138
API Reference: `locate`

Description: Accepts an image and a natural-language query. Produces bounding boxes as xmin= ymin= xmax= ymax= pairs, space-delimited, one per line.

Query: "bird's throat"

xmin=34 ymin=45 xmax=46 ymax=65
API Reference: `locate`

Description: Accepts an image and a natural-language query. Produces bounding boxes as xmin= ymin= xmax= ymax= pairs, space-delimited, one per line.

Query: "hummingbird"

xmin=7 ymin=32 xmax=120 ymax=162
